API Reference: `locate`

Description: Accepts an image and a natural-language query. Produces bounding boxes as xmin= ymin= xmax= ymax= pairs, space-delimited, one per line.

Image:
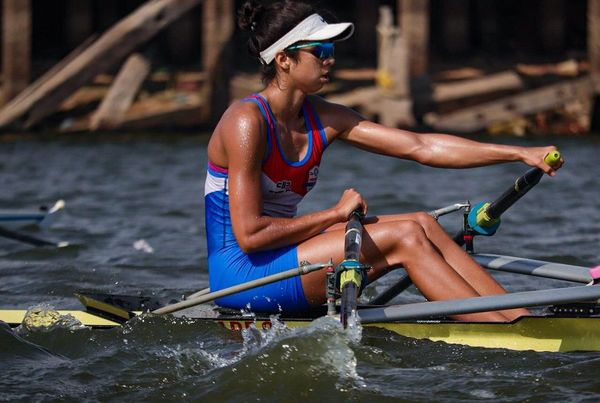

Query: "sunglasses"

xmin=285 ymin=42 xmax=334 ymax=61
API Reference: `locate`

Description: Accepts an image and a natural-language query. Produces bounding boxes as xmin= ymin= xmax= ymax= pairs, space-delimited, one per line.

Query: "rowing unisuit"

xmin=204 ymin=94 xmax=328 ymax=312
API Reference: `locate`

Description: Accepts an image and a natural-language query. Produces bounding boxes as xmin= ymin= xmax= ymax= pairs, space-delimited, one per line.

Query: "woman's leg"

xmin=297 ymin=219 xmax=508 ymax=322
xmin=363 ymin=212 xmax=529 ymax=320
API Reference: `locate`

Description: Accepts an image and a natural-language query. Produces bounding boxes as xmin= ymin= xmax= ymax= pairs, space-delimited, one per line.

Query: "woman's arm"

xmin=320 ymin=100 xmax=561 ymax=175
xmin=220 ymin=103 xmax=366 ymax=253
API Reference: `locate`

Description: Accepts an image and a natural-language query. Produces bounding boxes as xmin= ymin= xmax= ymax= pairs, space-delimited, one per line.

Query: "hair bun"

xmin=238 ymin=1 xmax=264 ymax=32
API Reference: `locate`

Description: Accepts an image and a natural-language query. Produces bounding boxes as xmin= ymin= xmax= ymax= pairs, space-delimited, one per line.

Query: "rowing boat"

xmin=2 ymin=257 xmax=600 ymax=353
xmin=3 ymin=151 xmax=599 ymax=353
xmin=0 ymin=200 xmax=65 ymax=228
xmin=2 ymin=253 xmax=600 ymax=353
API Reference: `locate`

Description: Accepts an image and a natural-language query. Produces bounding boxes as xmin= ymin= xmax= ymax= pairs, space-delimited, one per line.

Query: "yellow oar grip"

xmin=545 ymin=151 xmax=561 ymax=167
xmin=476 ymin=202 xmax=500 ymax=227
xmin=340 ymin=269 xmax=362 ymax=289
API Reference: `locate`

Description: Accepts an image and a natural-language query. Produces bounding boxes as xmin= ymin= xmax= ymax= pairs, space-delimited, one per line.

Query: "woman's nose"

xmin=323 ymin=57 xmax=335 ymax=66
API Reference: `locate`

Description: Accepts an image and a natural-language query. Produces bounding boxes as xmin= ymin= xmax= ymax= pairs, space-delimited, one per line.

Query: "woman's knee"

xmin=393 ymin=220 xmax=430 ymax=249
xmin=412 ymin=211 xmax=441 ymax=233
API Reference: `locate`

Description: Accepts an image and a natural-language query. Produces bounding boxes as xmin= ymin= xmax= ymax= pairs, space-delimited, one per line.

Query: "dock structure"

xmin=0 ymin=0 xmax=598 ymax=135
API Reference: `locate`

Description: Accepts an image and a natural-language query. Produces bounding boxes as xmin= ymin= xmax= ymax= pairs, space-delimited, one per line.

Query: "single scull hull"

xmin=3 ymin=308 xmax=599 ymax=353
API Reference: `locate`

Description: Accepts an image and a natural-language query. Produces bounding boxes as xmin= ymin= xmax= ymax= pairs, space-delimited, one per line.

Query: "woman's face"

xmin=281 ymin=44 xmax=335 ymax=93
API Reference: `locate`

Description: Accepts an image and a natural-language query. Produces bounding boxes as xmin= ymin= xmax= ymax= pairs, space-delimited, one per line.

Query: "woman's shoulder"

xmin=212 ymin=98 xmax=267 ymax=151
xmin=218 ymin=98 xmax=265 ymax=132
xmin=306 ymin=95 xmax=364 ymax=130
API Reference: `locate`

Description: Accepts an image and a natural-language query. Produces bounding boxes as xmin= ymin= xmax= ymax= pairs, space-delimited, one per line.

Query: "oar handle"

xmin=485 ymin=151 xmax=561 ymax=220
xmin=343 ymin=210 xmax=364 ymax=261
xmin=471 ymin=151 xmax=561 ymax=232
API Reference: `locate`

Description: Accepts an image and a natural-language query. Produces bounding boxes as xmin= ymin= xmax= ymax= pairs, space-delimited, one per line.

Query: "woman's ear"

xmin=274 ymin=51 xmax=291 ymax=72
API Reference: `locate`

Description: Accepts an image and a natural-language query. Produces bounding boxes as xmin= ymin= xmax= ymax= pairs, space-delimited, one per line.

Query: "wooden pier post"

xmin=377 ymin=6 xmax=408 ymax=98
xmin=66 ymin=0 xmax=93 ymax=49
xmin=589 ymin=0 xmax=600 ymax=132
xmin=398 ymin=0 xmax=429 ymax=78
xmin=202 ymin=0 xmax=234 ymax=120
xmin=439 ymin=0 xmax=470 ymax=55
xmin=1 ymin=0 xmax=31 ymax=106
xmin=540 ymin=0 xmax=565 ymax=53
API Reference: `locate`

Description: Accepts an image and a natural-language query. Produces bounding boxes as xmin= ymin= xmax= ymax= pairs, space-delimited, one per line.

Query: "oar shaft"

xmin=0 ymin=225 xmax=66 ymax=247
xmin=152 ymin=262 xmax=328 ymax=315
xmin=483 ymin=151 xmax=561 ymax=221
xmin=186 ymin=287 xmax=210 ymax=300
xmin=344 ymin=213 xmax=363 ymax=261
xmin=359 ymin=285 xmax=600 ymax=323
xmin=339 ymin=211 xmax=365 ymax=328
xmin=486 ymin=168 xmax=543 ymax=219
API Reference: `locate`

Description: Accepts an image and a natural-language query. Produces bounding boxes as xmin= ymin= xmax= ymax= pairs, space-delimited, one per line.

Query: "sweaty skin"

xmin=207 ymin=44 xmax=563 ymax=322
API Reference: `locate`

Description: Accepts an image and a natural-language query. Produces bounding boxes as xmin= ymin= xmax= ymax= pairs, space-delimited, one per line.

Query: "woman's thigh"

xmin=297 ymin=218 xmax=422 ymax=305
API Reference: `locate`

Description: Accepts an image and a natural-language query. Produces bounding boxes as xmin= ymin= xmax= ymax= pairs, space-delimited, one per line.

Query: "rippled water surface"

xmin=1 ymin=134 xmax=600 ymax=401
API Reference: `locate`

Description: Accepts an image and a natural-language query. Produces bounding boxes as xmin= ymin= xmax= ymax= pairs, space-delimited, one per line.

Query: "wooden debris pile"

xmin=0 ymin=0 xmax=216 ymax=134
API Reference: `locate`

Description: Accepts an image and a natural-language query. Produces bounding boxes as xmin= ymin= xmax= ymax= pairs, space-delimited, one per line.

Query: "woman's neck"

xmin=261 ymin=84 xmax=306 ymax=125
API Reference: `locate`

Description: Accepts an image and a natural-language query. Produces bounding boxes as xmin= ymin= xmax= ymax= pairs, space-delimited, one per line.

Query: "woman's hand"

xmin=334 ymin=188 xmax=368 ymax=221
xmin=520 ymin=145 xmax=564 ymax=176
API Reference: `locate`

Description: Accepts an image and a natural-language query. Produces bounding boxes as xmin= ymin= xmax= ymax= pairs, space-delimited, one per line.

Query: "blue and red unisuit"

xmin=204 ymin=94 xmax=328 ymax=312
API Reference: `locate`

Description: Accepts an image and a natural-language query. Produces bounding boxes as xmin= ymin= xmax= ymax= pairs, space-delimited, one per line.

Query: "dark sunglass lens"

xmin=315 ymin=43 xmax=334 ymax=60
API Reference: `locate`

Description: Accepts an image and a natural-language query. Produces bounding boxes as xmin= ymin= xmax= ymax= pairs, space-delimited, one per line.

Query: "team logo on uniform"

xmin=305 ymin=166 xmax=319 ymax=191
xmin=274 ymin=180 xmax=292 ymax=192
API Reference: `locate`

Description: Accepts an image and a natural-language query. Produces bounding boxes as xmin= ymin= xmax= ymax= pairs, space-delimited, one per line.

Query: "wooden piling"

xmin=439 ymin=0 xmax=470 ymax=55
xmin=1 ymin=0 xmax=31 ymax=106
xmin=202 ymin=0 xmax=234 ymax=120
xmin=66 ymin=0 xmax=93 ymax=49
xmin=588 ymin=0 xmax=600 ymax=132
xmin=540 ymin=0 xmax=565 ymax=53
xmin=397 ymin=0 xmax=429 ymax=78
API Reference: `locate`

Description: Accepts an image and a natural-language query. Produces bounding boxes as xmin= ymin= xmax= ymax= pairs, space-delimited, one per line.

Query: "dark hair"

xmin=238 ymin=1 xmax=317 ymax=83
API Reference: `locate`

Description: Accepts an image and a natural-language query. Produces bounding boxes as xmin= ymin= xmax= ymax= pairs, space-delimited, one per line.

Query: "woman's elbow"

xmin=236 ymin=234 xmax=261 ymax=254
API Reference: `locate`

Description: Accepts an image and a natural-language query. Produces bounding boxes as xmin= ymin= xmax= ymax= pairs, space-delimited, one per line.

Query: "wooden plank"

xmin=424 ymin=77 xmax=594 ymax=133
xmin=398 ymin=0 xmax=429 ymax=77
xmin=432 ymin=71 xmax=523 ymax=103
xmin=7 ymin=35 xmax=98 ymax=111
xmin=1 ymin=0 xmax=31 ymax=105
xmin=0 ymin=0 xmax=202 ymax=130
xmin=90 ymin=53 xmax=150 ymax=130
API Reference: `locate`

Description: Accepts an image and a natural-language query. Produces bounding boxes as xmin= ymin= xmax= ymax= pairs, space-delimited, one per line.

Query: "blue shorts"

xmin=208 ymin=244 xmax=310 ymax=313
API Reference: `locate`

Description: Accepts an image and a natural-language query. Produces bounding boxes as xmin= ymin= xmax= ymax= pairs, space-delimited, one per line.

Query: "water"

xmin=1 ymin=134 xmax=600 ymax=401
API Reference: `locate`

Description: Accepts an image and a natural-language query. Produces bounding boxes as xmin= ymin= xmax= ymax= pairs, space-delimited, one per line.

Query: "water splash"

xmin=17 ymin=305 xmax=85 ymax=332
xmin=133 ymin=239 xmax=154 ymax=253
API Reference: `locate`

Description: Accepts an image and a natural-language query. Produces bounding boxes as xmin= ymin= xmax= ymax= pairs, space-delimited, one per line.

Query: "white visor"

xmin=259 ymin=13 xmax=354 ymax=65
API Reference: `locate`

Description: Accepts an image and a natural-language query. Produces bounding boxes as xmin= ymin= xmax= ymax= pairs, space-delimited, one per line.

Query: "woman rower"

xmin=204 ymin=1 xmax=563 ymax=322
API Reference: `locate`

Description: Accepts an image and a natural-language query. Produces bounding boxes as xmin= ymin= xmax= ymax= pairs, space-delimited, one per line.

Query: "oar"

xmin=0 ymin=225 xmax=68 ymax=248
xmin=78 ymin=262 xmax=330 ymax=320
xmin=358 ymin=283 xmax=600 ymax=323
xmin=152 ymin=261 xmax=330 ymax=315
xmin=337 ymin=210 xmax=369 ymax=328
xmin=454 ymin=150 xmax=562 ymax=244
